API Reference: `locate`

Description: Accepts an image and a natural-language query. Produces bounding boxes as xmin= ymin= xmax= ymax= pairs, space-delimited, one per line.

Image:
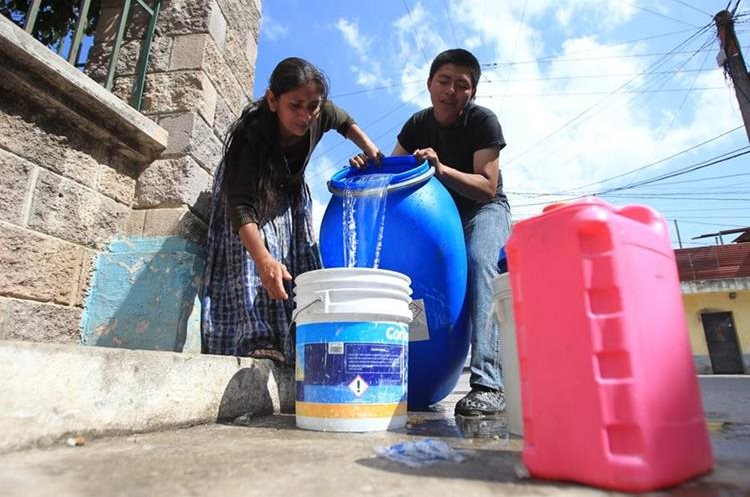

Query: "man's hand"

xmin=413 ymin=148 xmax=444 ymax=176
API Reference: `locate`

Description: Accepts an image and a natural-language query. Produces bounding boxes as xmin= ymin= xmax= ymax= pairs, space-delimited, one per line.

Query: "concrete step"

xmin=0 ymin=340 xmax=293 ymax=453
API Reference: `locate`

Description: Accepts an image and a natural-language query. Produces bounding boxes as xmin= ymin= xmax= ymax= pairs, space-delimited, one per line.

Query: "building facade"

xmin=676 ymin=242 xmax=750 ymax=374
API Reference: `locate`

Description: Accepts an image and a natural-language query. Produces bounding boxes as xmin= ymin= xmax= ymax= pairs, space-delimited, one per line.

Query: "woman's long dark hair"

xmin=222 ymin=57 xmax=330 ymax=225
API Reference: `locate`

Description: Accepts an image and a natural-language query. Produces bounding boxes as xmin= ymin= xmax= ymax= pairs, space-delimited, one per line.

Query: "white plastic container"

xmin=293 ymin=268 xmax=413 ymax=432
xmin=492 ymin=273 xmax=523 ymax=436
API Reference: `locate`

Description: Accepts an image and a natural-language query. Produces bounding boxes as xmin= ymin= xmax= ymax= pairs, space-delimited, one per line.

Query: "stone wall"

xmin=0 ymin=0 xmax=261 ymax=350
xmin=88 ymin=0 xmax=261 ymax=240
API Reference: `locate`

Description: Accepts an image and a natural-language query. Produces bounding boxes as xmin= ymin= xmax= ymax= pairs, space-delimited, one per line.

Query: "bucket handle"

xmin=291 ymin=290 xmax=330 ymax=322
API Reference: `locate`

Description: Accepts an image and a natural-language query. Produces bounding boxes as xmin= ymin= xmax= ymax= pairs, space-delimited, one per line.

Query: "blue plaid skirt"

xmin=201 ymin=161 xmax=321 ymax=360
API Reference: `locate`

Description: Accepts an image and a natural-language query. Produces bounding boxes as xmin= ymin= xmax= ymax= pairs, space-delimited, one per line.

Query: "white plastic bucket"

xmin=293 ymin=268 xmax=412 ymax=432
xmin=492 ymin=273 xmax=523 ymax=436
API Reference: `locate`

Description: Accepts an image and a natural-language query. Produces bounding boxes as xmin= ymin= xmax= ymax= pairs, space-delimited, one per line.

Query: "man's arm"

xmin=435 ymin=146 xmax=499 ymax=201
xmin=403 ymin=143 xmax=499 ymax=202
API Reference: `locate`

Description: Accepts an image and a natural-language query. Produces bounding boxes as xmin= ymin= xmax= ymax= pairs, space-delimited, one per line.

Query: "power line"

xmin=441 ymin=0 xmax=459 ymax=47
xmin=501 ymin=22 xmax=715 ymax=168
xmin=548 ymin=126 xmax=744 ymax=194
xmin=330 ymin=67 xmax=717 ymax=99
xmin=602 ymin=194 xmax=750 ymax=201
xmin=645 ymin=171 xmax=750 ymax=186
xmin=481 ymin=46 xmax=721 ymax=68
xmin=615 ymin=0 xmax=702 ymax=28
xmin=501 ymin=31 xmax=719 ymax=176
xmin=663 ymin=0 xmax=712 ymax=17
xmin=499 ymin=0 xmax=529 ymax=114
xmin=668 ymin=220 xmax=750 ymax=228
xmin=477 ymin=29 xmax=701 ymax=69
xmin=509 ymin=146 xmax=750 ymax=208
xmin=640 ymin=37 xmax=715 ymax=168
xmin=477 ymin=86 xmax=726 ymax=98
xmin=599 ymin=147 xmax=750 ymax=194
xmin=401 ymin=0 xmax=429 ymax=66
xmin=484 ymin=67 xmax=713 ymax=83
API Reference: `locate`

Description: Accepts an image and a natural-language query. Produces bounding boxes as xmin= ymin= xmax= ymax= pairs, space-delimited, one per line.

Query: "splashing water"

xmin=341 ymin=174 xmax=393 ymax=268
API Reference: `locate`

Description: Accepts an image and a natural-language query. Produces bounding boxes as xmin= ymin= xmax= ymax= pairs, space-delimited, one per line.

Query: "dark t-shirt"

xmin=397 ymin=103 xmax=506 ymax=212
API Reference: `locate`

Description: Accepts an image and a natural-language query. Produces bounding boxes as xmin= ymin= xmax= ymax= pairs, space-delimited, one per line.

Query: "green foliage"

xmin=1 ymin=0 xmax=101 ymax=47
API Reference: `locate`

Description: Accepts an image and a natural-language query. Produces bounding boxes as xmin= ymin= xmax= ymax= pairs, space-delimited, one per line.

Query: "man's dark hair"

xmin=428 ymin=48 xmax=482 ymax=90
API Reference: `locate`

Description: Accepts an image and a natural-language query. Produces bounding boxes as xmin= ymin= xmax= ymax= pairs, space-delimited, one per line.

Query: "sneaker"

xmin=454 ymin=388 xmax=506 ymax=416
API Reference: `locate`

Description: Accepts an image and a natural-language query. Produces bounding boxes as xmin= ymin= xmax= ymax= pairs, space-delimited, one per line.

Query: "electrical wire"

xmin=615 ymin=0 xmax=702 ymax=28
xmin=663 ymin=0 xmax=712 ymax=17
xmin=499 ymin=0 xmax=529 ymax=113
xmin=401 ymin=0 xmax=429 ymax=66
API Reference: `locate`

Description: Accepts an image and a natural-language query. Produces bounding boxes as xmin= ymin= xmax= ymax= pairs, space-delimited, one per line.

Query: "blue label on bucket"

xmin=296 ymin=322 xmax=408 ymax=404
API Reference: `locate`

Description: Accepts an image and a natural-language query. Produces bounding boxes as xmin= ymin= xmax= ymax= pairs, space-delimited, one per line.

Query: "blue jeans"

xmin=460 ymin=200 xmax=512 ymax=391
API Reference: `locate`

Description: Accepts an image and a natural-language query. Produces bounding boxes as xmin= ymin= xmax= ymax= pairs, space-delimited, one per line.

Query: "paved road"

xmin=1 ymin=374 xmax=748 ymax=497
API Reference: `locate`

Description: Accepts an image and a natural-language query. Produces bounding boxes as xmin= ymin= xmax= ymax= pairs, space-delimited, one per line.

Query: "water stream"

xmin=340 ymin=173 xmax=393 ymax=268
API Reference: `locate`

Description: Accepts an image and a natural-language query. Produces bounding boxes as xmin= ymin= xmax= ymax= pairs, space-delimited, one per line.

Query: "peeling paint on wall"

xmin=81 ymin=237 xmax=204 ymax=352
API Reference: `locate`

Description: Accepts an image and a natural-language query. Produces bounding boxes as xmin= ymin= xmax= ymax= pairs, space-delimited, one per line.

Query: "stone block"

xmin=0 ymin=297 xmax=81 ymax=344
xmin=75 ymin=249 xmax=97 ymax=308
xmin=246 ymin=29 xmax=258 ymax=72
xmin=135 ymin=156 xmax=212 ymax=211
xmin=0 ymin=222 xmax=85 ymax=305
xmin=208 ymin=0 xmax=228 ymax=50
xmin=143 ymin=207 xmax=208 ymax=245
xmin=217 ymin=0 xmax=261 ymax=40
xmin=159 ymin=112 xmax=222 ymax=173
xmin=0 ymin=103 xmax=103 ymax=189
xmin=28 ymin=170 xmax=129 ymax=249
xmin=0 ymin=148 xmax=35 ymax=224
xmin=169 ymin=34 xmax=209 ymax=71
xmin=126 ymin=209 xmax=147 ymax=236
xmin=213 ymin=95 xmax=237 ymax=140
xmin=220 ymin=30 xmax=253 ymax=101
xmin=98 ymin=161 xmax=138 ymax=205
xmin=137 ymin=71 xmax=217 ymax=126
xmin=158 ymin=0 xmax=213 ymax=36
xmin=87 ymin=34 xmax=173 ymax=82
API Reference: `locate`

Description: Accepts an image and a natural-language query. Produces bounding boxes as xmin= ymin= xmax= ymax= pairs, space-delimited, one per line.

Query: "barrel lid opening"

xmin=328 ymin=156 xmax=434 ymax=196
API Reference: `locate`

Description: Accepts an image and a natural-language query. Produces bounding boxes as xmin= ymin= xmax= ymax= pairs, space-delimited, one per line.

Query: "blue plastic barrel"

xmin=319 ymin=156 xmax=469 ymax=408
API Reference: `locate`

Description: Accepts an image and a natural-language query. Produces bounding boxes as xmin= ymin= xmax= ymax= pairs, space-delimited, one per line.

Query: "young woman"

xmin=202 ymin=57 xmax=382 ymax=363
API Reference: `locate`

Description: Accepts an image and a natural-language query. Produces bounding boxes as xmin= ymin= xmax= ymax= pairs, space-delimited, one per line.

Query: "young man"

xmin=394 ymin=49 xmax=511 ymax=416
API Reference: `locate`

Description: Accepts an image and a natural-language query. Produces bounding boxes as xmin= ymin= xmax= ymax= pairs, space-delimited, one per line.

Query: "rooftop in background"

xmin=692 ymin=227 xmax=750 ymax=244
xmin=675 ymin=241 xmax=750 ymax=282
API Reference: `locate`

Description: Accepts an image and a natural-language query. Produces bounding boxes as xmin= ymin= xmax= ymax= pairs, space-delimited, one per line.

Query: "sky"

xmin=251 ymin=0 xmax=750 ymax=248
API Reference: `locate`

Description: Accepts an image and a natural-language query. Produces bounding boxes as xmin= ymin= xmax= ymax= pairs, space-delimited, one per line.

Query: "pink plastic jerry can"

xmin=505 ymin=197 xmax=713 ymax=492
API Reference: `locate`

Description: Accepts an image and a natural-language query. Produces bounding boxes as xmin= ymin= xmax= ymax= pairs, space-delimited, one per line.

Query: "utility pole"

xmin=673 ymin=219 xmax=683 ymax=249
xmin=716 ymin=8 xmax=750 ymax=144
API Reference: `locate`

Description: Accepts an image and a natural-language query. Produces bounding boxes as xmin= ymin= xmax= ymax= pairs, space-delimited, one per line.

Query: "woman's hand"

xmin=348 ymin=149 xmax=384 ymax=169
xmin=256 ymin=256 xmax=293 ymax=300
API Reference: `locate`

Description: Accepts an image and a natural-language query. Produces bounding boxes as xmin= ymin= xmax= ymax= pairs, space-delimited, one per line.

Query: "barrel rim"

xmin=327 ymin=156 xmax=434 ymax=197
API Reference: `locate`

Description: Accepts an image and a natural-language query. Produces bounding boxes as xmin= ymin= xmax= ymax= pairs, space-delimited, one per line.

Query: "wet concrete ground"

xmin=1 ymin=374 xmax=748 ymax=497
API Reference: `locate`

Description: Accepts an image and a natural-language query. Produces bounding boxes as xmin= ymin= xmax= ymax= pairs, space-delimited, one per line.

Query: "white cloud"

xmin=335 ymin=18 xmax=392 ymax=89
xmin=381 ymin=0 xmax=741 ymax=220
xmin=261 ymin=15 xmax=288 ymax=40
xmin=335 ymin=18 xmax=369 ymax=56
xmin=554 ymin=0 xmax=636 ymax=31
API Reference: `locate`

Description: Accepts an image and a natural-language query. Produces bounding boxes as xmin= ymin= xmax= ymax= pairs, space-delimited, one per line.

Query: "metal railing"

xmin=22 ymin=0 xmax=161 ymax=110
